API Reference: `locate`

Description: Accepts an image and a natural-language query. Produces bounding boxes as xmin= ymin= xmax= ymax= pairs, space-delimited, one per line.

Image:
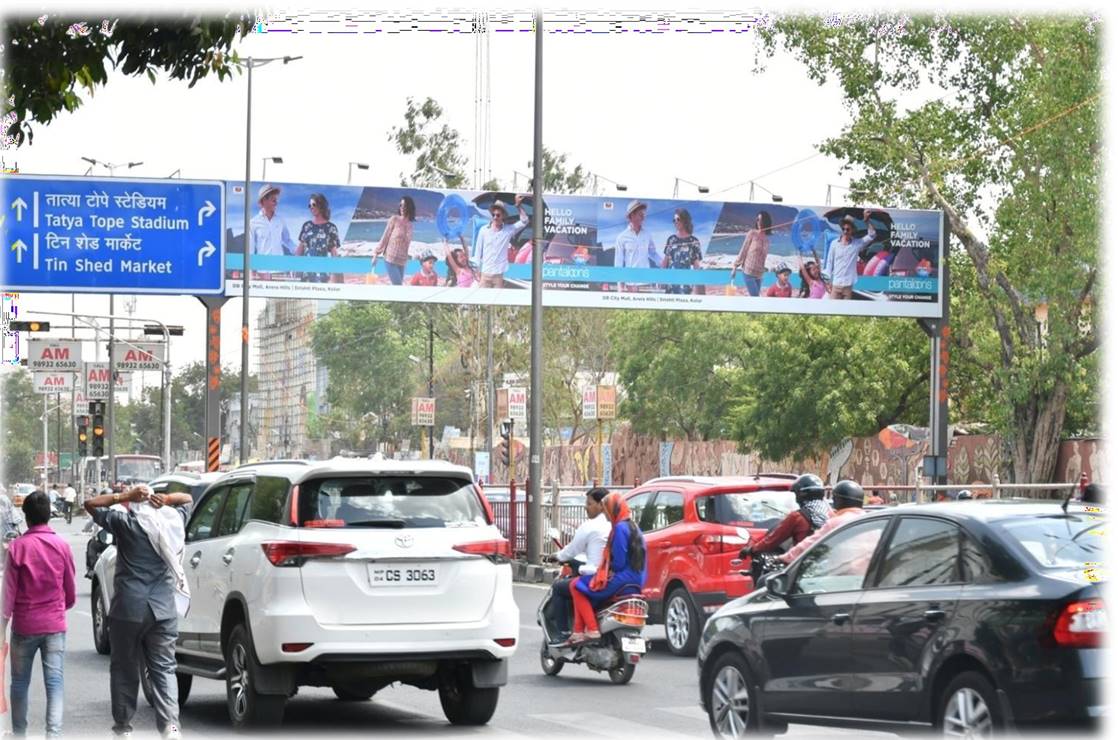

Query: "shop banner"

xmin=223 ymin=181 xmax=944 ymax=318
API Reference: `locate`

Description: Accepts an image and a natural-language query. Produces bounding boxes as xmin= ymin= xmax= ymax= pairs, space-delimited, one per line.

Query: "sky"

xmin=2 ymin=2 xmax=1114 ymax=447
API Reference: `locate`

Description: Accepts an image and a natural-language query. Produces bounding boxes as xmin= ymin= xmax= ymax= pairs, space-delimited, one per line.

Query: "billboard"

xmin=224 ymin=181 xmax=944 ymax=318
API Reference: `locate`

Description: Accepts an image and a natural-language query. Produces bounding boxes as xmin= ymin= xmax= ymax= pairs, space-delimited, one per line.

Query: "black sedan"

xmin=698 ymin=501 xmax=1105 ymax=737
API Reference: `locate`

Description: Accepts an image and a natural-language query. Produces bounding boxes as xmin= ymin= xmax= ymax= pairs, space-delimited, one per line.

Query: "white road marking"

xmin=532 ymin=712 xmax=696 ymax=738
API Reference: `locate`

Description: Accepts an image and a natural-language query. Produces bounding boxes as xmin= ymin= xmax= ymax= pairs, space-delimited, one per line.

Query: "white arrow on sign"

xmin=11 ymin=197 xmax=27 ymax=222
xmin=197 ymin=240 xmax=216 ymax=267
xmin=197 ymin=200 xmax=216 ymax=226
xmin=11 ymin=239 xmax=27 ymax=264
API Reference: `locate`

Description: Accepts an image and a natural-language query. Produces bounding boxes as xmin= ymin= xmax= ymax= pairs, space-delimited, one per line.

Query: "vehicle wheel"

xmin=438 ymin=666 xmax=499 ymax=725
xmin=332 ymin=685 xmax=377 ymax=701
xmin=706 ymin=651 xmax=764 ymax=738
xmin=608 ymin=659 xmax=636 ymax=685
xmin=937 ymin=671 xmax=1002 ymax=738
xmin=177 ymin=672 xmax=193 ymax=708
xmin=225 ymin=623 xmax=286 ymax=729
xmin=91 ymin=582 xmax=111 ymax=655
xmin=539 ymin=639 xmax=564 ymax=676
xmin=665 ymin=587 xmax=700 ymax=657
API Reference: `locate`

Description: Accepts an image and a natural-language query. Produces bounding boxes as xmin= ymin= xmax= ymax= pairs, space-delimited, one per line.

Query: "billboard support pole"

xmin=200 ymin=296 xmax=230 ymax=471
xmin=107 ymin=295 xmax=115 ymax=485
xmin=917 ymin=216 xmax=950 ymax=488
xmin=527 ymin=10 xmax=544 ymax=565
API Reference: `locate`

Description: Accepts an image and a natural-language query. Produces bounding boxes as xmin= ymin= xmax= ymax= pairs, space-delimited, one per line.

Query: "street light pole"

xmin=527 ymin=10 xmax=544 ymax=564
xmin=347 ymin=161 xmax=369 ymax=184
xmin=428 ymin=310 xmax=435 ymax=458
xmin=673 ymin=177 xmax=710 ymax=198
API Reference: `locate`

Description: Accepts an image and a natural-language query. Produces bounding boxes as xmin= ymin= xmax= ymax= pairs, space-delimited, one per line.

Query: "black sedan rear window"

xmin=994 ymin=514 xmax=1105 ymax=568
xmin=297 ymin=476 xmax=487 ymax=529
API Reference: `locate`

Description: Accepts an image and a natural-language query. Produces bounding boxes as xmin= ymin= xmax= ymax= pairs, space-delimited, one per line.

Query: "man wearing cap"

xmin=763 ymin=263 xmax=794 ymax=298
xmin=249 ymin=185 xmax=296 ymax=280
xmin=409 ymin=251 xmax=440 ymax=286
xmin=615 ymin=200 xmax=660 ymax=291
xmin=822 ymin=208 xmax=877 ymax=299
xmin=473 ymin=195 xmax=528 ymax=288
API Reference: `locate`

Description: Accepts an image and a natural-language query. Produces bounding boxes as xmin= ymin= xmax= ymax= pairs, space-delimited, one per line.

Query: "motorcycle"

xmin=537 ymin=528 xmax=649 ymax=685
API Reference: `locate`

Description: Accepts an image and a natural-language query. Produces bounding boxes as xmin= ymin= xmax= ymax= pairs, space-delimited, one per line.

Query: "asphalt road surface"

xmin=8 ymin=516 xmax=897 ymax=739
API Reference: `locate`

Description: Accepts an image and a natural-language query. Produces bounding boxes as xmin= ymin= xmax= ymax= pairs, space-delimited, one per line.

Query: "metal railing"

xmin=482 ymin=482 xmax=635 ymax=557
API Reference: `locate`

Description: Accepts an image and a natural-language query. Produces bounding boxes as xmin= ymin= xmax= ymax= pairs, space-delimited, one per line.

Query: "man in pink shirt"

xmin=0 ymin=490 xmax=76 ymax=737
xmin=779 ymin=480 xmax=867 ymax=565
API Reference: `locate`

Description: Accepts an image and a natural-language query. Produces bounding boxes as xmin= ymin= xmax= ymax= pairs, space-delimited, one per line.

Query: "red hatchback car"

xmin=623 ymin=475 xmax=798 ymax=656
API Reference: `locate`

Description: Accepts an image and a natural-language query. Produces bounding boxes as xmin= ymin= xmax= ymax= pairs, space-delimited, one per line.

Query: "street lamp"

xmin=262 ymin=156 xmax=283 ymax=180
xmin=673 ymin=177 xmax=709 ymax=198
xmin=168 ymin=169 xmax=182 ymax=179
xmin=81 ymin=157 xmax=143 ymax=177
xmin=590 ymin=173 xmax=628 ymax=195
xmin=347 ymin=161 xmax=370 ymax=184
xmin=512 ymin=169 xmax=533 ymax=190
xmin=237 ymin=54 xmax=303 ymax=464
xmin=749 ymin=180 xmax=783 ymax=203
xmin=825 ymin=183 xmax=854 ymax=205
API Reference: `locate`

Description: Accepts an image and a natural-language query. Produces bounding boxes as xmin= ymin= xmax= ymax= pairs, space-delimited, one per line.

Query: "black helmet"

xmin=956 ymin=489 xmax=974 ymax=500
xmin=791 ymin=474 xmax=826 ymax=503
xmin=832 ymin=480 xmax=865 ymax=508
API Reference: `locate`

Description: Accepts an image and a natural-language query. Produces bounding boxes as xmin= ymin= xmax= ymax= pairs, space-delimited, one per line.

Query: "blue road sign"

xmin=1 ymin=174 xmax=225 ymax=295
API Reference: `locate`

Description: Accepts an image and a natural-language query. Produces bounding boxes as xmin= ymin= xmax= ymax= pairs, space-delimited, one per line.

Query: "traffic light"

xmin=9 ymin=321 xmax=50 ymax=332
xmin=77 ymin=418 xmax=89 ymax=457
xmin=92 ymin=414 xmax=105 ymax=457
xmin=499 ymin=419 xmax=513 ymax=468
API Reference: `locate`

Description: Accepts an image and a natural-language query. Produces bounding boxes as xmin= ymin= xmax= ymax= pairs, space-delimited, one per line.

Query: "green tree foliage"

xmin=3 ymin=14 xmax=250 ymax=145
xmin=388 ymin=97 xmax=470 ymax=188
xmin=758 ymin=14 xmax=1100 ymax=481
xmin=725 ymin=317 xmax=928 ymax=462
xmin=2 ymin=371 xmax=44 ymax=484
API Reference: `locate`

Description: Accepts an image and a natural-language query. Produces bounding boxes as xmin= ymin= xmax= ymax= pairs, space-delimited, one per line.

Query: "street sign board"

xmin=596 ymin=385 xmax=617 ymax=420
xmin=496 ymin=388 xmax=509 ymax=421
xmin=2 ymin=174 xmax=225 ymax=295
xmin=582 ymin=387 xmax=597 ymax=421
xmin=411 ymin=397 xmax=435 ymax=426
xmin=84 ymin=362 xmax=129 ymax=399
xmin=27 ymin=339 xmax=82 ymax=371
xmin=33 ymin=371 xmax=74 ymax=393
xmin=116 ymin=341 xmax=164 ymax=371
xmin=474 ymin=451 xmax=490 ymax=483
xmin=73 ymin=387 xmax=88 ymax=416
xmin=601 ymin=443 xmax=612 ymax=487
xmin=508 ymin=387 xmax=527 ymax=424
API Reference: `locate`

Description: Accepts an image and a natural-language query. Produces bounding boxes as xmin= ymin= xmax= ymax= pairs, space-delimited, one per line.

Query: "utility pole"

xmin=526 ymin=10 xmax=544 ymax=564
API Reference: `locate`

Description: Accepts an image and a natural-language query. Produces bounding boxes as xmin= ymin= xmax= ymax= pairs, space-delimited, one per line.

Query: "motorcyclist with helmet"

xmin=740 ymin=474 xmax=831 ymax=582
xmin=779 ymin=479 xmax=867 ymax=566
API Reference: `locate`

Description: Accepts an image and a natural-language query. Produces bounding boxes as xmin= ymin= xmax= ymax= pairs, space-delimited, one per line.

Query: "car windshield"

xmin=713 ymin=490 xmax=798 ymax=530
xmin=115 ymin=457 xmax=163 ymax=482
xmin=994 ymin=514 xmax=1106 ymax=568
xmin=298 ymin=476 xmax=488 ymax=529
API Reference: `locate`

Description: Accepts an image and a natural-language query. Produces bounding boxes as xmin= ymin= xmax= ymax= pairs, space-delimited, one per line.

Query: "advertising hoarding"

xmin=224 ymin=180 xmax=944 ymax=319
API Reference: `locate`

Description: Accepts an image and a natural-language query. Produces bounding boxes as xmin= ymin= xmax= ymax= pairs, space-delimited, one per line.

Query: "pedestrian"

xmin=473 ymin=195 xmax=528 ymax=288
xmin=1 ymin=490 xmax=77 ymax=737
xmin=48 ymin=483 xmax=60 ymax=517
xmin=84 ymin=484 xmax=193 ymax=739
xmin=615 ymin=200 xmax=660 ymax=291
xmin=62 ymin=481 xmax=76 ymax=524
xmin=822 ymin=210 xmax=878 ymax=299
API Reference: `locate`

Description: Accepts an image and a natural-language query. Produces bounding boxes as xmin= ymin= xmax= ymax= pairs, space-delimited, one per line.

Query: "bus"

xmin=79 ymin=454 xmax=164 ymax=492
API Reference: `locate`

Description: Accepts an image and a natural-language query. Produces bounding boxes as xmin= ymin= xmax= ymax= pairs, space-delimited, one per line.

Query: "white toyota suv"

xmin=93 ymin=458 xmax=519 ymax=729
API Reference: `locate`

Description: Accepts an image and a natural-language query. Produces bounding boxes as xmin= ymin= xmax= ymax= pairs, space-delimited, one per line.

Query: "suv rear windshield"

xmin=704 ymin=490 xmax=797 ymax=530
xmin=297 ymin=476 xmax=488 ymax=529
xmin=994 ymin=513 xmax=1106 ymax=568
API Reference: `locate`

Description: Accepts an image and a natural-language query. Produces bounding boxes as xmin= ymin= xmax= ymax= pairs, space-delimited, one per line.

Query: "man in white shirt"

xmin=62 ymin=481 xmax=77 ymax=524
xmin=248 ymin=184 xmax=296 ymax=281
xmin=542 ymin=488 xmax=611 ymax=642
xmin=615 ymin=200 xmax=660 ymax=291
xmin=472 ymin=195 xmax=528 ymax=288
xmin=823 ymin=209 xmax=877 ymax=299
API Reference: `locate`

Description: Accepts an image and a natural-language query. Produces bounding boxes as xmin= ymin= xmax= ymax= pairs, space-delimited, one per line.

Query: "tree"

xmin=725 ymin=316 xmax=928 ymax=462
xmin=2 ymin=370 xmax=42 ymax=484
xmin=3 ymin=14 xmax=250 ymax=145
xmin=758 ymin=15 xmax=1100 ymax=482
xmin=388 ymin=97 xmax=470 ymax=188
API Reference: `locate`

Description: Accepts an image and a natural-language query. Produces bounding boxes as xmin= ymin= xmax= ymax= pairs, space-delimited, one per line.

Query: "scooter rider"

xmin=542 ymin=487 xmax=610 ymax=643
xmin=740 ymin=473 xmax=831 ymax=584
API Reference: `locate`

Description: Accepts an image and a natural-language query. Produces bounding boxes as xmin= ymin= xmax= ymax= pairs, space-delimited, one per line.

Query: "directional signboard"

xmin=84 ymin=362 xmax=129 ymax=399
xmin=2 ymin=174 xmax=225 ymax=295
xmin=33 ymin=371 xmax=75 ymax=393
xmin=27 ymin=339 xmax=82 ymax=371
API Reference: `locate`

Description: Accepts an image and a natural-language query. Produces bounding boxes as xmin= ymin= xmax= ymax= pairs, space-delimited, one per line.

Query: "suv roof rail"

xmin=754 ymin=472 xmax=799 ymax=480
xmin=234 ymin=459 xmax=311 ymax=470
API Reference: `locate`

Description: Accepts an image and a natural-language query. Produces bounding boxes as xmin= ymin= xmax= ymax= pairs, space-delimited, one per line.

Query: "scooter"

xmin=537 ymin=529 xmax=649 ymax=685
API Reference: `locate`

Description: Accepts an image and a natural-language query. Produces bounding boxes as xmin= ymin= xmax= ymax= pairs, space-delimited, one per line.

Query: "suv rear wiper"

xmin=346 ymin=519 xmax=407 ymax=528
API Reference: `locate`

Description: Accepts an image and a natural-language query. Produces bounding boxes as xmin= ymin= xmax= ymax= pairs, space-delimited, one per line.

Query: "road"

xmin=13 ymin=516 xmax=896 ymax=738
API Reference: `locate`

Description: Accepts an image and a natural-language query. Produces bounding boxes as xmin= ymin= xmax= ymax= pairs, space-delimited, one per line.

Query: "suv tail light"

xmin=695 ymin=533 xmax=750 ymax=555
xmin=452 ymin=539 xmax=512 ymax=564
xmin=1052 ymin=599 xmax=1106 ymax=648
xmin=262 ymin=541 xmax=356 ymax=567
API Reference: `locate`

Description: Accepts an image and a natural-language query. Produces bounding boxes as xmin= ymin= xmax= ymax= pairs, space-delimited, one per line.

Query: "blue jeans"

xmin=386 ymin=262 xmax=405 ymax=285
xmin=10 ymin=631 xmax=65 ymax=736
xmin=744 ymin=274 xmax=762 ymax=297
